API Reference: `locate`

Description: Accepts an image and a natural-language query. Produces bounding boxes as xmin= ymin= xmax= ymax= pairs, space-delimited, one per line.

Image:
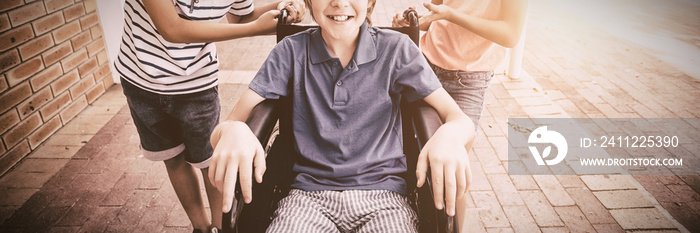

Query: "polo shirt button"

xmin=337 ymin=81 xmax=343 ymax=86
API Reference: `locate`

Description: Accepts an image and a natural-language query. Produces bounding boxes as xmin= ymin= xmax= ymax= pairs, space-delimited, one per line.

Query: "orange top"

xmin=420 ymin=0 xmax=506 ymax=71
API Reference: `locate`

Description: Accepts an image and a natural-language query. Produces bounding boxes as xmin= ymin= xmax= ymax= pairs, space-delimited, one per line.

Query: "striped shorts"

xmin=266 ymin=189 xmax=418 ymax=233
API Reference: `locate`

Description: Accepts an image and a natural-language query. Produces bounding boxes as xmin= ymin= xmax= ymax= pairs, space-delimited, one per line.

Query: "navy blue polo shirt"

xmin=249 ymin=22 xmax=441 ymax=195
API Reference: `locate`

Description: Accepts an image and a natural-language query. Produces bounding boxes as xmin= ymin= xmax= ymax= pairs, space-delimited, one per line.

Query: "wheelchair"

xmin=221 ymin=9 xmax=456 ymax=233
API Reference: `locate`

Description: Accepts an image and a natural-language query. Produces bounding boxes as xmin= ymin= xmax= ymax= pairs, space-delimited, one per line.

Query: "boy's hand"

xmin=277 ymin=0 xmax=305 ymax=23
xmin=209 ymin=121 xmax=266 ymax=213
xmin=420 ymin=2 xmax=454 ymax=25
xmin=416 ymin=126 xmax=472 ymax=217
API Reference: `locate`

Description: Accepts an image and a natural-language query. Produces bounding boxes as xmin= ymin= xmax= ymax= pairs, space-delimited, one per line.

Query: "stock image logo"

xmin=528 ymin=126 xmax=567 ymax=166
xmin=509 ymin=118 xmax=697 ymax=176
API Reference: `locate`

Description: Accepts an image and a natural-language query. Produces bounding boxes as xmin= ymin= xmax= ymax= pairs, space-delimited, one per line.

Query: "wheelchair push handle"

xmin=279 ymin=8 xmax=290 ymax=26
xmin=403 ymin=9 xmax=419 ymax=28
xmin=279 ymin=8 xmax=419 ymax=27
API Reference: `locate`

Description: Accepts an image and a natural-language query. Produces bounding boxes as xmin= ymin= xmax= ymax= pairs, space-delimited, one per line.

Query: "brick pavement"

xmin=523 ymin=1 xmax=700 ymax=232
xmin=1 ymin=0 xmax=699 ymax=232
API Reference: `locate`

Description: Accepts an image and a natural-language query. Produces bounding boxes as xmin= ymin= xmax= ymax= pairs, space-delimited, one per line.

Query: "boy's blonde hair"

xmin=304 ymin=0 xmax=377 ymax=26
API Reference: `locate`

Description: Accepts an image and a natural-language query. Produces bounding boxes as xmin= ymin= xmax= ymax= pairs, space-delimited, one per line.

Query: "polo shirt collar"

xmin=309 ymin=22 xmax=377 ymax=65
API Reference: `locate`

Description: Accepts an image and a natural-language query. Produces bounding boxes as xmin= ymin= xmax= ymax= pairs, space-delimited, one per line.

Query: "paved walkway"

xmin=1 ymin=0 xmax=699 ymax=232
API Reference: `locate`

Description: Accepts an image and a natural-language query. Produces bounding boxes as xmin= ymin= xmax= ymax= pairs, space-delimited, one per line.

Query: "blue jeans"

xmin=121 ymin=79 xmax=220 ymax=168
xmin=428 ymin=63 xmax=494 ymax=129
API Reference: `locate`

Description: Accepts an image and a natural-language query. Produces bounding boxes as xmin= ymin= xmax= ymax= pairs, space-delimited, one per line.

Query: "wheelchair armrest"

xmin=245 ymin=99 xmax=281 ymax=145
xmin=223 ymin=99 xmax=280 ymax=232
xmin=410 ymin=100 xmax=457 ymax=233
xmin=411 ymin=100 xmax=442 ymax=145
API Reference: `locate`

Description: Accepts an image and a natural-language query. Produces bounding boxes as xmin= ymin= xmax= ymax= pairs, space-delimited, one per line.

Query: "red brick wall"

xmin=0 ymin=0 xmax=114 ymax=175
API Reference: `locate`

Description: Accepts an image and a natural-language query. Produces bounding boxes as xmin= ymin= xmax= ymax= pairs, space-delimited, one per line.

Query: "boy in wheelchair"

xmin=209 ymin=0 xmax=474 ymax=231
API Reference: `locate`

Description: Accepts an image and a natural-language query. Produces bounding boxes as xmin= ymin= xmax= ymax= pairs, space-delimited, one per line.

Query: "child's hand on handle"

xmin=252 ymin=9 xmax=283 ymax=34
xmin=251 ymin=0 xmax=305 ymax=34
xmin=391 ymin=6 xmax=416 ymax=27
xmin=277 ymin=0 xmax=306 ymax=24
xmin=209 ymin=121 xmax=267 ymax=213
xmin=253 ymin=9 xmax=284 ymax=34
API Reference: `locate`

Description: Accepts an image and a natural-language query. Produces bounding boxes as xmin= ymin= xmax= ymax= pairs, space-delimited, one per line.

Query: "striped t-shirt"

xmin=116 ymin=0 xmax=254 ymax=95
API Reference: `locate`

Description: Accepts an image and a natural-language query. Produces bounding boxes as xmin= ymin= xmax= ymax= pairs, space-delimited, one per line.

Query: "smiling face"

xmin=305 ymin=0 xmax=375 ymax=41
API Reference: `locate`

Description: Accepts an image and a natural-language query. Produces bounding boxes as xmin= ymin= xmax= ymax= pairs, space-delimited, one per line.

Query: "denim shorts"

xmin=428 ymin=62 xmax=494 ymax=129
xmin=121 ymin=79 xmax=220 ymax=168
